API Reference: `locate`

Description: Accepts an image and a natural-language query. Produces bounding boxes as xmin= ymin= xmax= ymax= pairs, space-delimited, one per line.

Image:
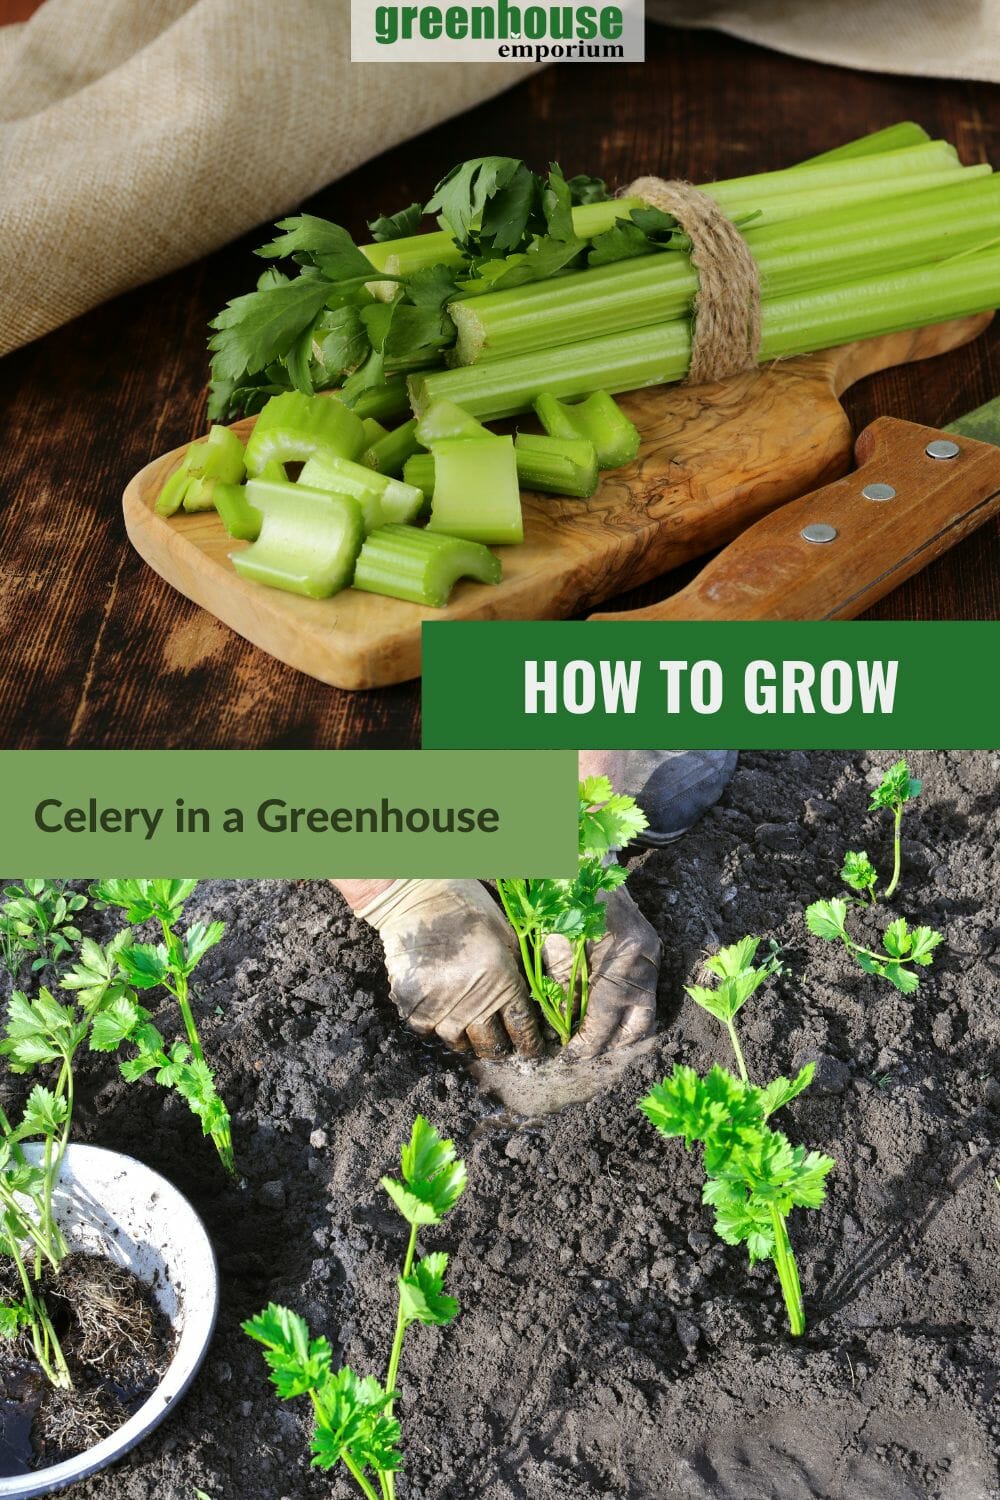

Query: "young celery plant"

xmin=839 ymin=758 xmax=923 ymax=905
xmin=643 ymin=935 xmax=834 ymax=1335
xmin=67 ymin=881 xmax=236 ymax=1174
xmin=244 ymin=1117 xmax=466 ymax=1500
xmin=0 ymin=881 xmax=88 ymax=980
xmin=869 ymin=758 xmax=922 ymax=900
xmin=496 ymin=776 xmax=648 ymax=1045
xmin=805 ymin=900 xmax=942 ymax=993
xmin=0 ymin=988 xmax=93 ymax=1388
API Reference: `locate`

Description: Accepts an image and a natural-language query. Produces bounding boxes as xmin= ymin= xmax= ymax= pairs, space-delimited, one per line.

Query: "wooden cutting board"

xmin=123 ymin=315 xmax=990 ymax=689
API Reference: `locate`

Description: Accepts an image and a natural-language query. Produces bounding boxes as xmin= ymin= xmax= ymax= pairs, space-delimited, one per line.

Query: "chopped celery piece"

xmin=363 ymin=417 xmax=423 ymax=477
xmin=232 ymin=480 xmax=363 ymax=598
xmin=361 ymin=418 xmax=389 ymax=447
xmin=347 ymin=375 xmax=411 ymax=422
xmin=157 ymin=425 xmax=246 ymax=516
xmin=403 ymin=452 xmax=436 ymax=501
xmin=416 ymin=399 xmax=490 ymax=445
xmin=299 ymin=452 xmax=423 ymax=530
xmin=258 ymin=459 xmax=287 ymax=483
xmin=534 ymin=391 xmax=640 ymax=468
xmin=181 ymin=477 xmax=220 ymax=512
xmin=214 ymin=482 xmax=262 ymax=541
xmin=244 ymin=392 xmax=365 ymax=475
xmin=406 ymin=442 xmax=598 ymax=500
xmin=353 ymin=524 xmax=502 ymax=607
xmin=427 ymin=435 xmax=523 ymax=546
xmin=514 ymin=432 xmax=598 ymax=497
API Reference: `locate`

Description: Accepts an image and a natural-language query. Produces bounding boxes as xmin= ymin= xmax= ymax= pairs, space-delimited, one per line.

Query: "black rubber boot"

xmin=587 ymin=750 xmax=738 ymax=846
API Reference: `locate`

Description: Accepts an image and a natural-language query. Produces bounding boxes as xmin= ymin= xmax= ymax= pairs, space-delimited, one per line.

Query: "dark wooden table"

xmin=1 ymin=25 xmax=997 ymax=749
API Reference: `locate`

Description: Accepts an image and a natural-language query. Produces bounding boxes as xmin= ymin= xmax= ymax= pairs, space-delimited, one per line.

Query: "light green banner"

xmin=1 ymin=751 xmax=579 ymax=879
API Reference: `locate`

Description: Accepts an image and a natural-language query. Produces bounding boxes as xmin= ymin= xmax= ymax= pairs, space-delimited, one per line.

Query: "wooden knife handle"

xmin=589 ymin=418 xmax=1000 ymax=622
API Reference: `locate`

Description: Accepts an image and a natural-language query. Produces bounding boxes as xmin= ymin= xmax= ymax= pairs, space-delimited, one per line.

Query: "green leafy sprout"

xmin=838 ymin=758 xmax=923 ymax=906
xmin=804 ymin=899 xmax=942 ymax=993
xmin=814 ymin=759 xmax=941 ymax=991
xmin=868 ymin=757 xmax=922 ymax=900
xmin=496 ymin=776 xmax=648 ymax=1045
xmin=0 ymin=987 xmax=91 ymax=1388
xmin=0 ymin=880 xmax=88 ymax=980
xmin=244 ymin=1117 xmax=465 ymax=1500
xmin=60 ymin=880 xmax=236 ymax=1175
xmin=642 ymin=935 xmax=835 ymax=1336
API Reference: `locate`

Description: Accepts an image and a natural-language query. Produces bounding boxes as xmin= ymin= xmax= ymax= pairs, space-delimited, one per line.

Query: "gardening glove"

xmin=354 ymin=880 xmax=543 ymax=1060
xmin=543 ymin=886 xmax=662 ymax=1059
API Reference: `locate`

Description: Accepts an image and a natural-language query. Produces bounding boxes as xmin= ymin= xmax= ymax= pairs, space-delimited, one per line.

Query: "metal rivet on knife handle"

xmin=926 ymin=439 xmax=961 ymax=460
xmin=862 ymin=483 xmax=896 ymax=502
xmin=801 ymin=523 xmax=838 ymax=544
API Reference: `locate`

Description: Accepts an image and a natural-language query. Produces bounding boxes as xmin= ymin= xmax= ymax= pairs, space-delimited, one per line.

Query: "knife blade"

xmin=589 ymin=397 xmax=1000 ymax=622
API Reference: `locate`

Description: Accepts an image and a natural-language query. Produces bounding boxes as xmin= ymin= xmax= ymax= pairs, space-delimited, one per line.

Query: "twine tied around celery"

xmin=626 ymin=177 xmax=762 ymax=384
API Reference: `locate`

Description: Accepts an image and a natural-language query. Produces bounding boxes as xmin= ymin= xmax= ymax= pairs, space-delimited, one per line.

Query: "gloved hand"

xmin=543 ymin=886 xmax=662 ymax=1059
xmin=354 ymin=880 xmax=543 ymax=1059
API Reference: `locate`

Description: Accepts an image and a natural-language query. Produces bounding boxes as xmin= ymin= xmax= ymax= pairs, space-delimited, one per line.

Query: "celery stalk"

xmin=214 ymin=482 xmax=262 ymax=541
xmin=298 ymin=452 xmax=423 ymax=530
xmin=795 ymin=122 xmax=930 ymax=166
xmin=363 ymin=418 xmax=423 ymax=476
xmin=244 ymin=392 xmax=366 ymax=474
xmin=533 ymin=391 xmax=639 ymax=468
xmin=403 ymin=453 xmax=436 ymax=501
xmin=450 ymin=174 xmax=1000 ymax=365
xmin=410 ymin=245 xmax=1000 ymax=420
xmin=364 ymin=138 xmax=961 ymax=303
xmin=404 ymin=440 xmax=599 ymax=500
xmin=513 ymin=433 xmax=598 ymax=497
xmin=232 ymin=481 xmax=364 ymax=598
xmin=347 ymin=376 xmax=412 ymax=422
xmin=353 ymin=525 xmax=502 ymax=607
xmin=416 ymin=399 xmax=491 ymax=444
xmin=426 ymin=435 xmax=523 ymax=545
xmin=703 ymin=140 xmax=960 ymax=209
xmin=181 ymin=477 xmax=223 ymax=513
xmin=157 ymin=424 xmax=246 ymax=516
xmin=361 ymin=418 xmax=389 ymax=447
xmin=361 ymin=198 xmax=648 ymax=292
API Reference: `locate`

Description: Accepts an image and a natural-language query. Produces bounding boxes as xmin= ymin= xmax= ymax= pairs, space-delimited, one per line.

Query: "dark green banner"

xmin=0 ymin=751 xmax=578 ymax=878
xmin=422 ymin=621 xmax=1000 ymax=748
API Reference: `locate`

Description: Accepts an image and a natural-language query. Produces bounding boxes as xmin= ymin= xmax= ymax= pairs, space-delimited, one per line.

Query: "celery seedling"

xmin=0 ymin=988 xmax=93 ymax=1388
xmin=840 ymin=850 xmax=878 ymax=903
xmin=868 ymin=758 xmax=922 ymax=899
xmin=640 ymin=1064 xmax=833 ymax=1337
xmin=244 ymin=1117 xmax=465 ymax=1500
xmin=684 ymin=936 xmax=782 ymax=1084
xmin=839 ymin=759 xmax=923 ymax=905
xmin=0 ymin=880 xmax=88 ymax=980
xmin=497 ymin=777 xmax=648 ymax=1045
xmin=64 ymin=880 xmax=236 ymax=1174
xmin=805 ymin=899 xmax=942 ymax=993
xmin=643 ymin=933 xmax=834 ymax=1335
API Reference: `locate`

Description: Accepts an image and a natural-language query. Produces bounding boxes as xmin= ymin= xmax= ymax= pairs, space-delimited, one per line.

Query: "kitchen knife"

xmin=589 ymin=396 xmax=1000 ymax=621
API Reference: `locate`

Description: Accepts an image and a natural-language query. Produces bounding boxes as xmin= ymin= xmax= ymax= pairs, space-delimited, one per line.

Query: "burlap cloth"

xmin=0 ymin=0 xmax=996 ymax=358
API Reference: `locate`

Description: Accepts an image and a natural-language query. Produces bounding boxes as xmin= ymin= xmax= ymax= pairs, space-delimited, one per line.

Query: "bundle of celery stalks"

xmin=157 ymin=123 xmax=1000 ymax=610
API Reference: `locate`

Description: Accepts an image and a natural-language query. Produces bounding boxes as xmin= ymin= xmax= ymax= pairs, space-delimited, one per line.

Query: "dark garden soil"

xmin=1 ymin=750 xmax=998 ymax=1500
